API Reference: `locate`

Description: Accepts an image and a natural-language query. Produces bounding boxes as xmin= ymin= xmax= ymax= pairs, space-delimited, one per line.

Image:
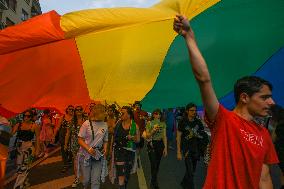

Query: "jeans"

xmin=147 ymin=140 xmax=164 ymax=185
xmin=80 ymin=158 xmax=102 ymax=189
xmin=181 ymin=155 xmax=197 ymax=189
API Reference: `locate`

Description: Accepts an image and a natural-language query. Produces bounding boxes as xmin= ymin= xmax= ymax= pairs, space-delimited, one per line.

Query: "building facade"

xmin=0 ymin=0 xmax=41 ymax=29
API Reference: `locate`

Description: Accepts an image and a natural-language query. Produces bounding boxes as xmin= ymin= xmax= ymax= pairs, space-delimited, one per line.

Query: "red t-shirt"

xmin=134 ymin=110 xmax=148 ymax=133
xmin=203 ymin=105 xmax=279 ymax=189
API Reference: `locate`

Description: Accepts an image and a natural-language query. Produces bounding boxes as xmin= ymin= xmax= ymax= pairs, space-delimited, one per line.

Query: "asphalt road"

xmin=5 ymin=145 xmax=281 ymax=189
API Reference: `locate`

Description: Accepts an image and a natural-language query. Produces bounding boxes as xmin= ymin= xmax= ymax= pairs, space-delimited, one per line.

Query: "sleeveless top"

xmin=114 ymin=121 xmax=129 ymax=149
xmin=61 ymin=115 xmax=73 ymax=129
xmin=70 ymin=118 xmax=85 ymax=154
xmin=17 ymin=122 xmax=35 ymax=141
xmin=114 ymin=120 xmax=136 ymax=151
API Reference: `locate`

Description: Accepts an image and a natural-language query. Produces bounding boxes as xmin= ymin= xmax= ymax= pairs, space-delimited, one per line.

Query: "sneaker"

xmin=72 ymin=177 xmax=79 ymax=188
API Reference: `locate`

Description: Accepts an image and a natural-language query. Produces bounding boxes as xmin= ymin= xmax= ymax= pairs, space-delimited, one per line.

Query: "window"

xmin=24 ymin=0 xmax=31 ymax=5
xmin=6 ymin=0 xmax=16 ymax=11
xmin=5 ymin=17 xmax=15 ymax=27
xmin=21 ymin=9 xmax=29 ymax=21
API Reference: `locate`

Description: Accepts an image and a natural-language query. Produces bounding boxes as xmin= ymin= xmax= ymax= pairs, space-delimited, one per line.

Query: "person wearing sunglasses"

xmin=57 ymin=105 xmax=74 ymax=173
xmin=144 ymin=109 xmax=167 ymax=189
xmin=65 ymin=106 xmax=86 ymax=188
xmin=12 ymin=110 xmax=40 ymax=186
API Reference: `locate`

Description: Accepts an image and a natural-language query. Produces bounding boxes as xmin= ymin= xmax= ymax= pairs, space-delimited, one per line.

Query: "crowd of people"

xmin=4 ymin=95 xmax=283 ymax=189
xmin=2 ymin=100 xmax=211 ymax=189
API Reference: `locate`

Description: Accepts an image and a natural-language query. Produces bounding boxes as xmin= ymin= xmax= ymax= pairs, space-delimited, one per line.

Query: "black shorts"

xmin=114 ymin=147 xmax=135 ymax=163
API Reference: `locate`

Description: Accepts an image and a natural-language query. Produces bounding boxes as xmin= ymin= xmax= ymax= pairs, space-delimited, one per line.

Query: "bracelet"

xmin=88 ymin=147 xmax=92 ymax=152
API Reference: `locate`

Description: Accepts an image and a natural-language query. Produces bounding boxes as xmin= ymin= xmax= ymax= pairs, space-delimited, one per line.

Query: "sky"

xmin=40 ymin=0 xmax=160 ymax=15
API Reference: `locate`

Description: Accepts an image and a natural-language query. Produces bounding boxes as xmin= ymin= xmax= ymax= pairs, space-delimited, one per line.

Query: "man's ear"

xmin=239 ymin=93 xmax=249 ymax=104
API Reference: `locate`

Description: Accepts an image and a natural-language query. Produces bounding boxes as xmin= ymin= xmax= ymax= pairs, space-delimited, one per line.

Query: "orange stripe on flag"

xmin=0 ymin=39 xmax=91 ymax=114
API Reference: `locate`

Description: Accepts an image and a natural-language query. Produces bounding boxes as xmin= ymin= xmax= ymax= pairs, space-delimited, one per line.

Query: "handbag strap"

xmin=89 ymin=120 xmax=95 ymax=140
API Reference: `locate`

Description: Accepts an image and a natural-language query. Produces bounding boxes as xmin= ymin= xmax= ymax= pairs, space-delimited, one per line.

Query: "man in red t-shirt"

xmin=174 ymin=15 xmax=279 ymax=189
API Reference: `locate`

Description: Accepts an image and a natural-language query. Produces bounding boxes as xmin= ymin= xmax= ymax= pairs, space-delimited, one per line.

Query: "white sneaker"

xmin=71 ymin=177 xmax=79 ymax=188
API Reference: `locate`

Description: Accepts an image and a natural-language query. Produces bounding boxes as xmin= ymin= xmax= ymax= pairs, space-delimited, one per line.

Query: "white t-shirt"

xmin=78 ymin=120 xmax=108 ymax=160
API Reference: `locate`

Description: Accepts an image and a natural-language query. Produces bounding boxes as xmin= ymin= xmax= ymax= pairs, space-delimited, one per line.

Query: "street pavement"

xmin=5 ymin=144 xmax=207 ymax=189
xmin=5 ymin=145 xmax=282 ymax=189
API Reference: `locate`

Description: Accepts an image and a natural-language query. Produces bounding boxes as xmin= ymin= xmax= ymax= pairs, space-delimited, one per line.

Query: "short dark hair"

xmin=133 ymin=101 xmax=142 ymax=108
xmin=185 ymin=103 xmax=197 ymax=111
xmin=234 ymin=76 xmax=273 ymax=104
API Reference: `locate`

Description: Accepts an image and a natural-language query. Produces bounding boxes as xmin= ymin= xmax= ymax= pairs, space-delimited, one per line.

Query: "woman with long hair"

xmin=65 ymin=105 xmax=86 ymax=187
xmin=12 ymin=110 xmax=40 ymax=188
xmin=106 ymin=105 xmax=118 ymax=160
xmin=57 ymin=105 xmax=74 ymax=173
xmin=144 ymin=109 xmax=167 ymax=189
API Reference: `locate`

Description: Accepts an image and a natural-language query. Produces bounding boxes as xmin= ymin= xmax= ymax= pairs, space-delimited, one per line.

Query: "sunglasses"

xmin=68 ymin=108 xmax=74 ymax=111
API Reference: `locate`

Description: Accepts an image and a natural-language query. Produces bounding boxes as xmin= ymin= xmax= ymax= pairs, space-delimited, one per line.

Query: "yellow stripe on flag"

xmin=60 ymin=0 xmax=220 ymax=103
xmin=75 ymin=19 xmax=176 ymax=104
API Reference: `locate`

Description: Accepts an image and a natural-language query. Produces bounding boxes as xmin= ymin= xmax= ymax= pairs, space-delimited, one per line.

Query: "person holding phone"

xmin=78 ymin=104 xmax=108 ymax=189
xmin=145 ymin=109 xmax=167 ymax=189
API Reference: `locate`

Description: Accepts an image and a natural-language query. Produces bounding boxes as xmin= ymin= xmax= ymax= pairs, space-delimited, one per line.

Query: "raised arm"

xmin=173 ymin=15 xmax=219 ymax=121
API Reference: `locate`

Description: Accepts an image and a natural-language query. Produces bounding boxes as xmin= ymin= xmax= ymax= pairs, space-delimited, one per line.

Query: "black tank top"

xmin=114 ymin=121 xmax=130 ymax=149
xmin=17 ymin=123 xmax=35 ymax=141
